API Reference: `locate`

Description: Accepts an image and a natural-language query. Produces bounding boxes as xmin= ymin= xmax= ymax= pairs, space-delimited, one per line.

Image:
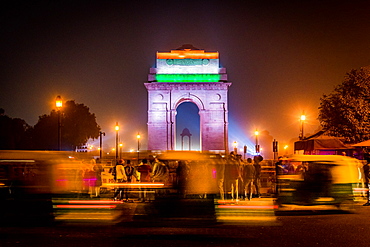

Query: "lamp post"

xmin=119 ymin=143 xmax=123 ymax=159
xmin=99 ymin=131 xmax=105 ymax=160
xmin=255 ymin=129 xmax=260 ymax=154
xmin=115 ymin=122 xmax=119 ymax=163
xmin=300 ymin=112 xmax=306 ymax=140
xmin=273 ymin=139 xmax=278 ymax=161
xmin=55 ymin=96 xmax=63 ymax=151
xmin=137 ymin=133 xmax=141 ymax=162
xmin=233 ymin=141 xmax=237 ymax=154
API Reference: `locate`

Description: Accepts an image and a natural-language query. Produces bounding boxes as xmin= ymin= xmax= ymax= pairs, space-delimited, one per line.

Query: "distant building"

xmin=75 ymin=145 xmax=88 ymax=152
xmin=294 ymin=131 xmax=354 ymax=155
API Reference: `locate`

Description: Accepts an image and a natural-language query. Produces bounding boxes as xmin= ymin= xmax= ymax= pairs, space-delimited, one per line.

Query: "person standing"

xmin=137 ymin=159 xmax=152 ymax=182
xmin=215 ymin=156 xmax=226 ymax=200
xmin=84 ymin=161 xmax=96 ymax=198
xmin=242 ymin=158 xmax=255 ymax=200
xmin=152 ymin=157 xmax=169 ymax=184
xmin=92 ymin=158 xmax=104 ymax=198
xmin=113 ymin=159 xmax=126 ymax=200
xmin=151 ymin=157 xmax=169 ymax=197
xmin=253 ymin=155 xmax=263 ymax=198
xmin=115 ymin=159 xmax=126 ymax=182
xmin=123 ymin=160 xmax=136 ymax=201
xmin=124 ymin=160 xmax=136 ymax=182
xmin=224 ymin=152 xmax=240 ymax=200
xmin=137 ymin=159 xmax=152 ymax=202
xmin=275 ymin=157 xmax=285 ymax=195
xmin=284 ymin=159 xmax=295 ymax=174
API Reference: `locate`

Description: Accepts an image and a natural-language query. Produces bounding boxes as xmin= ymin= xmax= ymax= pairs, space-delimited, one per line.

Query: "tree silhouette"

xmin=0 ymin=108 xmax=31 ymax=149
xmin=318 ymin=67 xmax=370 ymax=143
xmin=32 ymin=100 xmax=100 ymax=150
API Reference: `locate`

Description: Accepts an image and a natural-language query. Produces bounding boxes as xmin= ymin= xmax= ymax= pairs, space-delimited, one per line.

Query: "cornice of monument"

xmin=144 ymin=82 xmax=231 ymax=90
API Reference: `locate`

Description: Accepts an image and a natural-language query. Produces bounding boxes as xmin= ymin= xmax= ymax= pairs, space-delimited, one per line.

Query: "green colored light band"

xmin=155 ymin=74 xmax=220 ymax=82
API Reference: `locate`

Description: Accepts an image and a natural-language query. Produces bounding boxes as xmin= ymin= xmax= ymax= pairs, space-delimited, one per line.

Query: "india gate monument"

xmin=145 ymin=44 xmax=232 ymax=152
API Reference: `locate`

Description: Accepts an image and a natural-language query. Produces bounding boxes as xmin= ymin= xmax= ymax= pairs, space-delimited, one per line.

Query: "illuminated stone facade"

xmin=145 ymin=45 xmax=231 ymax=152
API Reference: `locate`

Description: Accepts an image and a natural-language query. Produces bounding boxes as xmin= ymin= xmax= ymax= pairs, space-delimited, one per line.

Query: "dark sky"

xmin=1 ymin=1 xmax=370 ymax=154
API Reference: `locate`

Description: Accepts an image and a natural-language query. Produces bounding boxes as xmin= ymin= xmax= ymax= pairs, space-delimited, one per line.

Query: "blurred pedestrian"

xmin=236 ymin=155 xmax=244 ymax=199
xmin=92 ymin=158 xmax=104 ymax=198
xmin=215 ymin=156 xmax=226 ymax=200
xmin=242 ymin=158 xmax=255 ymax=200
xmin=253 ymin=155 xmax=263 ymax=198
xmin=275 ymin=157 xmax=285 ymax=175
xmin=224 ymin=152 xmax=240 ymax=200
xmin=151 ymin=157 xmax=169 ymax=197
xmin=284 ymin=159 xmax=295 ymax=174
xmin=176 ymin=160 xmax=190 ymax=197
xmin=85 ymin=161 xmax=97 ymax=198
xmin=124 ymin=160 xmax=136 ymax=182
xmin=152 ymin=157 xmax=169 ymax=183
xmin=122 ymin=160 xmax=137 ymax=201
xmin=137 ymin=159 xmax=152 ymax=202
xmin=113 ymin=159 xmax=126 ymax=200
xmin=115 ymin=159 xmax=126 ymax=182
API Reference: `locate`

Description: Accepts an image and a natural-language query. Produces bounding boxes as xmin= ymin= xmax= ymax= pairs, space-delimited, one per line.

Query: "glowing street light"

xmin=55 ymin=95 xmax=63 ymax=151
xmin=115 ymin=122 xmax=119 ymax=163
xmin=300 ymin=112 xmax=306 ymax=140
xmin=284 ymin=145 xmax=289 ymax=155
xmin=55 ymin=96 xmax=63 ymax=108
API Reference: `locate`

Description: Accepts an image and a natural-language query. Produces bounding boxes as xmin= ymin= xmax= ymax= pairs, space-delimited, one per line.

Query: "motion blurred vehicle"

xmin=0 ymin=150 xmax=95 ymax=225
xmin=276 ymin=155 xmax=361 ymax=212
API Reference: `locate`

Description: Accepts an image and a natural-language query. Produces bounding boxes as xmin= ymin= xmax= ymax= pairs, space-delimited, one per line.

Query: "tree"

xmin=0 ymin=108 xmax=31 ymax=150
xmin=32 ymin=100 xmax=101 ymax=150
xmin=318 ymin=67 xmax=370 ymax=143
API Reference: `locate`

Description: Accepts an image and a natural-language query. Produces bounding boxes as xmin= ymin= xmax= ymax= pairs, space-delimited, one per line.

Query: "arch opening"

xmin=175 ymin=102 xmax=200 ymax=151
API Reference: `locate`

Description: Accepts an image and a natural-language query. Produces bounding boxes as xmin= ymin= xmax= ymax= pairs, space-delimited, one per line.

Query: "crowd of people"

xmin=107 ymin=153 xmax=268 ymax=202
xmin=111 ymin=157 xmax=170 ymax=202
xmin=219 ymin=152 xmax=264 ymax=201
xmin=81 ymin=151 xmax=370 ymax=206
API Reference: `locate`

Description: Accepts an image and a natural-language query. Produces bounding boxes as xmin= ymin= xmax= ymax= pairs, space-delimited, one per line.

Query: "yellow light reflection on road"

xmin=215 ymin=198 xmax=279 ymax=226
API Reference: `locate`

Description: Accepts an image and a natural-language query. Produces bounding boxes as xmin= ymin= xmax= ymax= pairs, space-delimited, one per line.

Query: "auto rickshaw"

xmin=276 ymin=155 xmax=361 ymax=212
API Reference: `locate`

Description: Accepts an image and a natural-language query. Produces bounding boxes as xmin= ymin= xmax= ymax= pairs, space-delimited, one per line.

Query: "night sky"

xmin=1 ymin=1 xmax=370 ymax=155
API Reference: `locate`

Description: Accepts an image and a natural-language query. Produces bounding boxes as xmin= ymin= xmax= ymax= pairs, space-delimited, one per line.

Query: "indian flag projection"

xmin=145 ymin=44 xmax=231 ymax=152
xmin=148 ymin=45 xmax=228 ymax=83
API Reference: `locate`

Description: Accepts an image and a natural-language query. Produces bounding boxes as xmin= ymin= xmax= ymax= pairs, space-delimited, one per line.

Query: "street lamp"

xmin=115 ymin=122 xmax=119 ymax=163
xmin=255 ymin=129 xmax=260 ymax=154
xmin=284 ymin=145 xmax=289 ymax=155
xmin=99 ymin=131 xmax=105 ymax=160
xmin=137 ymin=133 xmax=141 ymax=161
xmin=55 ymin=96 xmax=63 ymax=151
xmin=300 ymin=112 xmax=306 ymax=140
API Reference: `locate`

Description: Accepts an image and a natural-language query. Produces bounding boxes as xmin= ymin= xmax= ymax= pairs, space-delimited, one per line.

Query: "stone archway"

xmin=176 ymin=102 xmax=199 ymax=151
xmin=145 ymin=45 xmax=231 ymax=152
